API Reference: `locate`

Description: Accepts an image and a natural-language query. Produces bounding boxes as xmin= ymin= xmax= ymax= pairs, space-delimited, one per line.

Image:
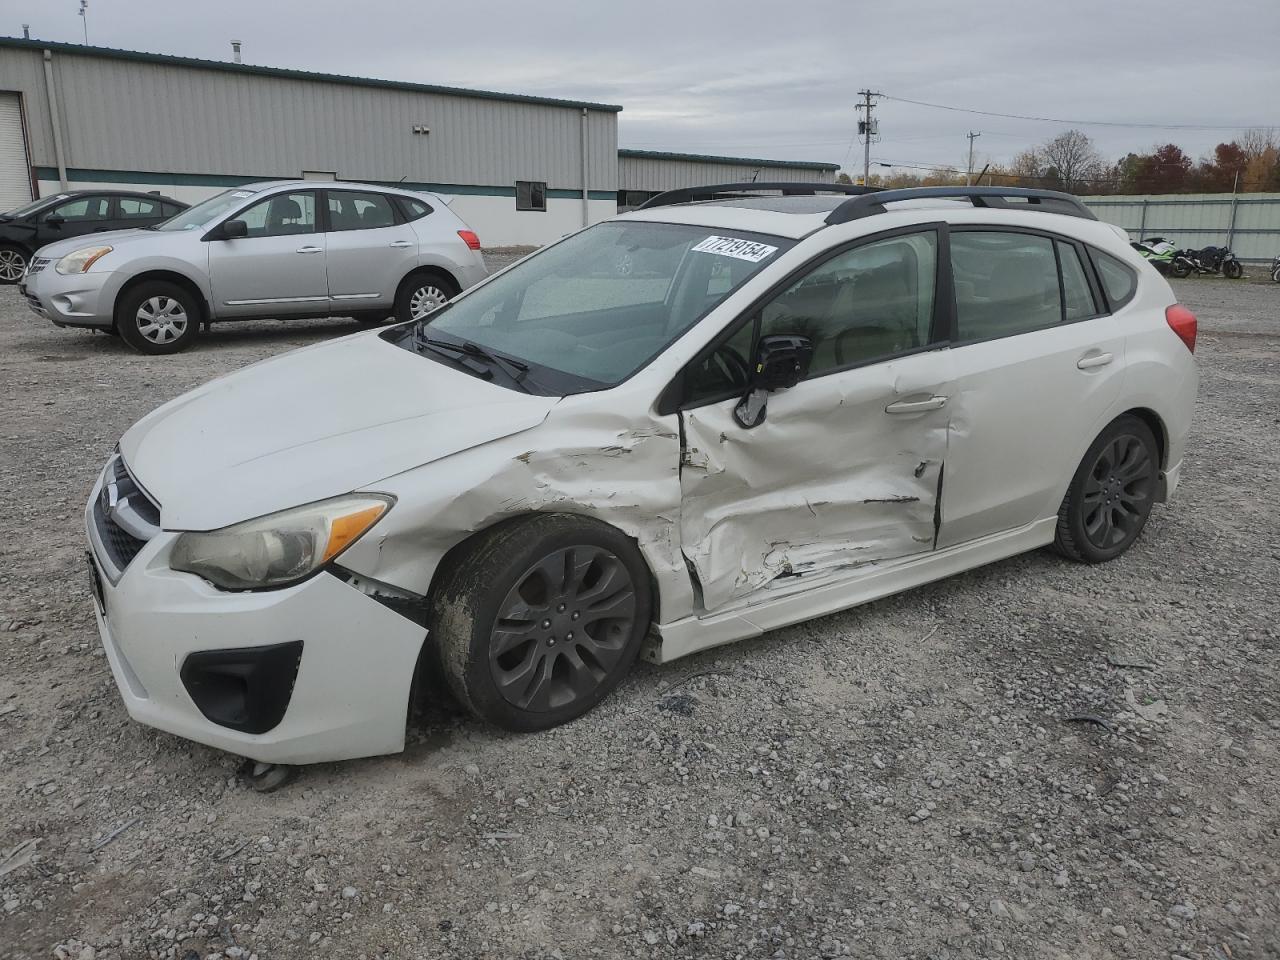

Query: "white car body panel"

xmin=87 ymin=194 xmax=1199 ymax=764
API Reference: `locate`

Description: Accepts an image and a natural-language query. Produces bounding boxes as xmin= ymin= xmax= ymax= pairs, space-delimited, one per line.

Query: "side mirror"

xmin=733 ymin=334 xmax=813 ymax=429
xmin=220 ymin=219 xmax=248 ymax=239
xmin=45 ymin=214 xmax=65 ymax=228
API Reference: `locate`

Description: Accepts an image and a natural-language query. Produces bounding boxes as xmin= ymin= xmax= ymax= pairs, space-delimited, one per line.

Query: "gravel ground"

xmin=1 ymin=269 xmax=1277 ymax=960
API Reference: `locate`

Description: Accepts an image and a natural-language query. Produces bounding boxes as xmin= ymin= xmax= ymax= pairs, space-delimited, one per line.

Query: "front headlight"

xmin=170 ymin=494 xmax=393 ymax=590
xmin=56 ymin=245 xmax=113 ymax=275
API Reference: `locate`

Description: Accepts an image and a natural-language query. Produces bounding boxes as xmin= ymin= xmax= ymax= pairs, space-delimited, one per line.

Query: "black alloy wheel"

xmin=429 ymin=514 xmax=652 ymax=732
xmin=488 ymin=545 xmax=637 ymax=713
xmin=1054 ymin=415 xmax=1159 ymax=563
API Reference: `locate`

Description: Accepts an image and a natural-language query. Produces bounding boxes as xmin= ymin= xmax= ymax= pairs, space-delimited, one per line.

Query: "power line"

xmin=880 ymin=94 xmax=1270 ymax=131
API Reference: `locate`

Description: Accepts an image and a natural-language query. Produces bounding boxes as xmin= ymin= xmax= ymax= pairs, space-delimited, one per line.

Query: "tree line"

xmin=838 ymin=128 xmax=1280 ymax=195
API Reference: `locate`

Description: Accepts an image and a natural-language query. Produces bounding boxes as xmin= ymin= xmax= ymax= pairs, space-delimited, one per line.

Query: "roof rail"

xmin=638 ymin=181 xmax=879 ymax=210
xmin=825 ymin=186 xmax=1096 ymax=224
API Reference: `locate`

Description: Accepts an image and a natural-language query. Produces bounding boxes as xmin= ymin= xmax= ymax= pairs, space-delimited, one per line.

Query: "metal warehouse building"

xmin=617 ymin=149 xmax=838 ymax=209
xmin=0 ymin=37 xmax=839 ymax=246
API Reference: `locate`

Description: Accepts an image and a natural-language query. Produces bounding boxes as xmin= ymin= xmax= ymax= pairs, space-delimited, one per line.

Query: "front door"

xmin=322 ymin=189 xmax=419 ymax=314
xmin=38 ymin=194 xmax=113 ymax=246
xmin=207 ymin=190 xmax=328 ymax=318
xmin=677 ymin=228 xmax=953 ymax=613
xmin=937 ymin=229 xmax=1127 ymax=547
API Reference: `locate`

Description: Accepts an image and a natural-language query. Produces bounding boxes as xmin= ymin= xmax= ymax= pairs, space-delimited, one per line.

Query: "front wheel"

xmin=116 ymin=281 xmax=201 ymax=354
xmin=429 ymin=514 xmax=652 ymax=732
xmin=395 ymin=271 xmax=458 ymax=323
xmin=0 ymin=244 xmax=28 ymax=283
xmin=1054 ymin=415 xmax=1160 ymax=564
xmin=1222 ymin=259 xmax=1243 ymax=280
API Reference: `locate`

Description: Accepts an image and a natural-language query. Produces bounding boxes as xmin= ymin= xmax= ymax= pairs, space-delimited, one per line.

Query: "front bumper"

xmin=22 ymin=261 xmax=119 ymax=329
xmin=84 ymin=472 xmax=427 ymax=765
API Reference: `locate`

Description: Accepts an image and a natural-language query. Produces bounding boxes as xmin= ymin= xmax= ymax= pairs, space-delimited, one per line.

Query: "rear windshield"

xmin=398 ymin=220 xmax=793 ymax=394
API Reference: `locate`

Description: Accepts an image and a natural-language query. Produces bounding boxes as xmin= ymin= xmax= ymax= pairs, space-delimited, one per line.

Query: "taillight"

xmin=1165 ymin=303 xmax=1197 ymax=353
xmin=457 ymin=229 xmax=481 ymax=251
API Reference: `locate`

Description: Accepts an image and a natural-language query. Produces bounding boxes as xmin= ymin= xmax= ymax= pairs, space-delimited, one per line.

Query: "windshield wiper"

xmin=413 ymin=332 xmax=534 ymax=392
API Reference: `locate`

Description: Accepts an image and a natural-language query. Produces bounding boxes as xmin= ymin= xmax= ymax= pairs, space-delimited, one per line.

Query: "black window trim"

xmin=318 ymin=188 xmax=407 ymax=233
xmin=1084 ymin=245 xmax=1138 ymax=313
xmin=660 ymin=221 xmax=951 ymax=415
xmin=946 ymin=224 xmax=1110 ymax=349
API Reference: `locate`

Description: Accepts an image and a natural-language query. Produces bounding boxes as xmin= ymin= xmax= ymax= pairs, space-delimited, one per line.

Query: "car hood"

xmin=35 ymin=227 xmax=169 ymax=259
xmin=119 ymin=332 xmax=559 ymax=530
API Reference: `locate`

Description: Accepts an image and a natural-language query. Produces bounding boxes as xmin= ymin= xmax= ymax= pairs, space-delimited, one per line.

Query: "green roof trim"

xmin=1 ymin=37 xmax=623 ymax=113
xmin=618 ymin=148 xmax=839 ymax=172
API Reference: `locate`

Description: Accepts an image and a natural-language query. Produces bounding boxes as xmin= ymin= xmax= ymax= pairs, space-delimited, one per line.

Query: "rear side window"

xmin=327 ymin=191 xmax=396 ymax=231
xmin=117 ymin=197 xmax=162 ymax=219
xmin=1093 ymin=251 xmax=1138 ymax=309
xmin=399 ymin=197 xmax=433 ymax=221
xmin=951 ymin=231 xmax=1061 ymax=342
xmin=1057 ymin=241 xmax=1099 ymax=321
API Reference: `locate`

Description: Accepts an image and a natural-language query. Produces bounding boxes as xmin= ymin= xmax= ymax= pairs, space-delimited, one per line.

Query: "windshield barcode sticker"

xmin=691 ymin=236 xmax=778 ymax=263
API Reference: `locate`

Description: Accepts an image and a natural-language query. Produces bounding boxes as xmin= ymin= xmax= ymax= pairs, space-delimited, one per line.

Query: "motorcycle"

xmin=1131 ymin=237 xmax=1179 ymax=276
xmin=1188 ymin=245 xmax=1244 ymax=280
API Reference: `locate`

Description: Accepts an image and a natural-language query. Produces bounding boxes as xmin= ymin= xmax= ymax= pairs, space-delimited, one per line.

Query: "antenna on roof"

xmin=231 ymin=41 xmax=243 ymax=63
xmin=78 ymin=0 xmax=89 ymax=44
xmin=22 ymin=24 xmax=30 ymax=39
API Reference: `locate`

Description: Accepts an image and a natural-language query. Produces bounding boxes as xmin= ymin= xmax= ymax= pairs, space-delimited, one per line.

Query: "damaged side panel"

xmin=678 ymin=351 xmax=954 ymax=613
xmin=337 ymin=395 xmax=695 ymax=622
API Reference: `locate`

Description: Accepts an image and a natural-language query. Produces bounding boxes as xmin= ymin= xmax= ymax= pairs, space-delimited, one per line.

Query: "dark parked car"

xmin=0 ymin=190 xmax=188 ymax=282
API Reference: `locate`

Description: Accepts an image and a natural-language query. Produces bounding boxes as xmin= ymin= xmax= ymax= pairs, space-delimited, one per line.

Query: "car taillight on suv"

xmin=457 ymin=230 xmax=481 ymax=251
xmin=1166 ymin=304 xmax=1197 ymax=353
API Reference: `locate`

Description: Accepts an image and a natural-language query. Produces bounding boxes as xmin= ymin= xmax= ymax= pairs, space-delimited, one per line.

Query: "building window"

xmin=516 ymin=180 xmax=547 ymax=212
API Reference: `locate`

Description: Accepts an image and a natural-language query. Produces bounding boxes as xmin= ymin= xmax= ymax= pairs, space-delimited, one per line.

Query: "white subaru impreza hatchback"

xmin=85 ymin=185 xmax=1198 ymax=766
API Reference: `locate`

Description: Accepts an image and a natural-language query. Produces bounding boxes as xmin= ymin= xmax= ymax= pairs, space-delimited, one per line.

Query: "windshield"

xmin=155 ymin=188 xmax=260 ymax=231
xmin=400 ymin=220 xmax=792 ymax=394
xmin=3 ymin=195 xmax=64 ymax=218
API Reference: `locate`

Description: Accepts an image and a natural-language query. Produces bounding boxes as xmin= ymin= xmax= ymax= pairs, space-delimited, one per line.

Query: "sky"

xmin=7 ymin=0 xmax=1279 ymax=177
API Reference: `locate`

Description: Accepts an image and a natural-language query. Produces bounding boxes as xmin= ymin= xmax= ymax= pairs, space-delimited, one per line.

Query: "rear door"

xmin=207 ymin=190 xmax=328 ymax=319
xmin=677 ymin=227 xmax=953 ymax=612
xmin=322 ymin=189 xmax=418 ymax=314
xmin=937 ymin=228 xmax=1126 ymax=547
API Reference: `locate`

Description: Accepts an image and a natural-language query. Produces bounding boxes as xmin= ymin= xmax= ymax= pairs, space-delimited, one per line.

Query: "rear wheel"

xmin=1272 ymin=265 xmax=1280 ymax=283
xmin=1054 ymin=415 xmax=1159 ymax=563
xmin=395 ymin=271 xmax=458 ymax=323
xmin=429 ymin=515 xmax=651 ymax=732
xmin=1170 ymin=258 xmax=1192 ymax=279
xmin=0 ymin=244 xmax=28 ymax=283
xmin=1223 ymin=258 xmax=1243 ymax=280
xmin=116 ymin=281 xmax=201 ymax=355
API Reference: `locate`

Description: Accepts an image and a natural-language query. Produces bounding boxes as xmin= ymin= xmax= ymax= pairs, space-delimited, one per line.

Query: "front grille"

xmin=94 ymin=498 xmax=147 ymax=570
xmin=91 ymin=453 xmax=161 ymax=578
xmin=25 ymin=257 xmax=50 ymax=275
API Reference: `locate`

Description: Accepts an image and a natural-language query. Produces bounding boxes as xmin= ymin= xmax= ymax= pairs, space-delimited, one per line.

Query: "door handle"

xmin=1076 ymin=352 xmax=1113 ymax=370
xmin=296 ymin=245 xmax=323 ymax=254
xmin=885 ymin=395 xmax=948 ymax=414
xmin=388 ymin=240 xmax=413 ymax=248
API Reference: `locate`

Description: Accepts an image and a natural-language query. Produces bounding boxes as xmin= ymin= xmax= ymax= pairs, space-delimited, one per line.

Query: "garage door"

xmin=0 ymin=93 xmax=33 ymax=211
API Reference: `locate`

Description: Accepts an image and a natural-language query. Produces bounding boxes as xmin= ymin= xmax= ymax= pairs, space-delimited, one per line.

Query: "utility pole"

xmin=79 ymin=0 xmax=89 ymax=44
xmin=966 ymin=131 xmax=982 ymax=185
xmin=856 ymin=90 xmax=881 ymax=187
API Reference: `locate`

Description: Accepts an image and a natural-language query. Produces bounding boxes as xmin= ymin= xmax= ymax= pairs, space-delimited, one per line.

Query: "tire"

xmin=394 ymin=271 xmax=458 ymax=324
xmin=1272 ymin=265 xmax=1280 ymax=283
xmin=429 ymin=514 xmax=652 ymax=733
xmin=1223 ymin=259 xmax=1243 ymax=280
xmin=1170 ymin=258 xmax=1191 ymax=279
xmin=116 ymin=281 xmax=201 ymax=355
xmin=1054 ymin=415 xmax=1160 ymax=564
xmin=0 ymin=244 xmax=28 ymax=284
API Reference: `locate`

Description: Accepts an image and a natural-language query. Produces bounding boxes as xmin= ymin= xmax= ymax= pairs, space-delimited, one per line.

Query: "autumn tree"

xmin=1038 ymin=130 xmax=1103 ymax=191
